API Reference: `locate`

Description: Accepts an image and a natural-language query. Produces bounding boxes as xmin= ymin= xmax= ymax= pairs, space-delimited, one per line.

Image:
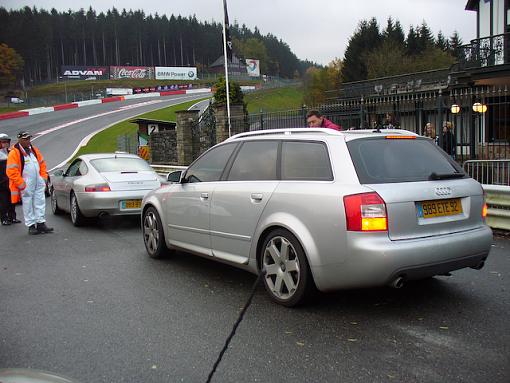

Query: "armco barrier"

xmin=483 ymin=184 xmax=510 ymax=231
xmin=150 ymin=164 xmax=187 ymax=177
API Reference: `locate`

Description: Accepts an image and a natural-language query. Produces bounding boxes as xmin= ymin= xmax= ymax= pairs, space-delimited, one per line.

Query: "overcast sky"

xmin=2 ymin=0 xmax=476 ymax=65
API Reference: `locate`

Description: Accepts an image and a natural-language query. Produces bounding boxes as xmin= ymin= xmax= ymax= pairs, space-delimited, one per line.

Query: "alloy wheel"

xmin=143 ymin=210 xmax=160 ymax=255
xmin=262 ymin=236 xmax=301 ymax=301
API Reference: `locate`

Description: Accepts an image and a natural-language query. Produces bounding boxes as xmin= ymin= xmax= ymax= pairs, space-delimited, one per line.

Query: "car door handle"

xmin=251 ymin=193 xmax=263 ymax=201
xmin=201 ymin=192 xmax=209 ymax=200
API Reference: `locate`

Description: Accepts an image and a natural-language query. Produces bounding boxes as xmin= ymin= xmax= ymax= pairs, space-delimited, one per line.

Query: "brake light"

xmin=343 ymin=192 xmax=388 ymax=231
xmin=85 ymin=184 xmax=111 ymax=192
xmin=385 ymin=135 xmax=416 ymax=139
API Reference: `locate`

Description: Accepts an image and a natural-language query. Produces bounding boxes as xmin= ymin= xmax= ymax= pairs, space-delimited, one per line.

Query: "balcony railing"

xmin=457 ymin=33 xmax=509 ymax=70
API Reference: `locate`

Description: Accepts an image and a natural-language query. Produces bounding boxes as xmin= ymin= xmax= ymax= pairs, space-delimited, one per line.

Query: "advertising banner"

xmin=133 ymin=84 xmax=193 ymax=94
xmin=245 ymin=59 xmax=260 ymax=77
xmin=155 ymin=66 xmax=197 ymax=80
xmin=110 ymin=66 xmax=154 ymax=80
xmin=61 ymin=66 xmax=109 ymax=80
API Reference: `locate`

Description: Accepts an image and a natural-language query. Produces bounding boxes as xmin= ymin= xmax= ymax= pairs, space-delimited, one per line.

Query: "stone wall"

xmin=149 ymin=130 xmax=177 ymax=164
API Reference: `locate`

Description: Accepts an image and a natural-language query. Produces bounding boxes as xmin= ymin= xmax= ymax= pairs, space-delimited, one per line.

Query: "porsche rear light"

xmin=343 ymin=192 xmax=388 ymax=231
xmin=85 ymin=184 xmax=111 ymax=192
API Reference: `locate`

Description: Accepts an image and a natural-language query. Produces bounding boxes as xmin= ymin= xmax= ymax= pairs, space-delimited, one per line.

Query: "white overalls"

xmin=20 ymin=147 xmax=47 ymax=227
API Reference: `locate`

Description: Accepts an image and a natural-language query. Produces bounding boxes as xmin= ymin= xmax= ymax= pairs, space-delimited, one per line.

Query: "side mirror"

xmin=167 ymin=170 xmax=183 ymax=183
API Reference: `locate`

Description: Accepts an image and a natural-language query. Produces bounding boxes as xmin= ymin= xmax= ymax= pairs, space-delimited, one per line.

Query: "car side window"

xmin=78 ymin=161 xmax=88 ymax=176
xmin=184 ymin=143 xmax=237 ymax=183
xmin=282 ymin=141 xmax=333 ymax=181
xmin=227 ymin=141 xmax=278 ymax=181
xmin=66 ymin=160 xmax=82 ymax=177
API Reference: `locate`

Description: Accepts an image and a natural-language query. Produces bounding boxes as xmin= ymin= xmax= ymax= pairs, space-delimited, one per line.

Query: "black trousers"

xmin=0 ymin=187 xmax=15 ymax=221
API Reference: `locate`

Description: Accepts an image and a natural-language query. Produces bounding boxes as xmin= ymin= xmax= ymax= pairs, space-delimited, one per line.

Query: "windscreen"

xmin=347 ymin=137 xmax=465 ymax=184
xmin=90 ymin=157 xmax=153 ymax=173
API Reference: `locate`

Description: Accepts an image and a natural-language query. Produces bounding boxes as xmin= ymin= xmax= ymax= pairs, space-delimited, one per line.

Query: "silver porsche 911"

xmin=49 ymin=153 xmax=161 ymax=226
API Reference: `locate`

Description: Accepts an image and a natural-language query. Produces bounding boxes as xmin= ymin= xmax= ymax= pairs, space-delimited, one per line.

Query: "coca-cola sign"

xmin=110 ymin=66 xmax=154 ymax=80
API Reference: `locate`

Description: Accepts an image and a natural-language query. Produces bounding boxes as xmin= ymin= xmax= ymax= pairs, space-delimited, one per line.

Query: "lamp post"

xmin=450 ymin=104 xmax=461 ymax=160
xmin=472 ymin=102 xmax=487 ymax=158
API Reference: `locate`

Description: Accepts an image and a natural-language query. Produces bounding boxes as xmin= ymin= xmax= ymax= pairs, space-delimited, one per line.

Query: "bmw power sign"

xmin=155 ymin=67 xmax=197 ymax=80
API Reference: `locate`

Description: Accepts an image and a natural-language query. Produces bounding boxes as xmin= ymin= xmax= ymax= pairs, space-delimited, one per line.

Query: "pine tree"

xmin=341 ymin=18 xmax=382 ymax=82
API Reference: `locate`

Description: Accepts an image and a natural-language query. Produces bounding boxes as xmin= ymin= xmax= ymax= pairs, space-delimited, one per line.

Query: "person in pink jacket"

xmin=306 ymin=110 xmax=342 ymax=131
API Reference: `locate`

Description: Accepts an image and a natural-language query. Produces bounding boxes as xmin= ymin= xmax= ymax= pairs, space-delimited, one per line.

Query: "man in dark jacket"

xmin=0 ymin=133 xmax=20 ymax=225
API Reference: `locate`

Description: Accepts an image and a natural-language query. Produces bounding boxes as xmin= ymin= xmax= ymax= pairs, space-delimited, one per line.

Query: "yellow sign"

xmin=138 ymin=145 xmax=150 ymax=160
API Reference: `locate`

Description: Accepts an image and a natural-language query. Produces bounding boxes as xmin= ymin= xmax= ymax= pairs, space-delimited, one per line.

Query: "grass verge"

xmin=73 ymin=97 xmax=209 ymax=159
xmin=244 ymin=86 xmax=304 ymax=113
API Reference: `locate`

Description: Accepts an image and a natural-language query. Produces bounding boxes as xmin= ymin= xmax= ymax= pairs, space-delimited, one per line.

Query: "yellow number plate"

xmin=418 ymin=198 xmax=462 ymax=218
xmin=122 ymin=199 xmax=142 ymax=209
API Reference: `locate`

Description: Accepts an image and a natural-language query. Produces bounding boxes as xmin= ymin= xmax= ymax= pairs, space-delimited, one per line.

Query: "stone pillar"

xmin=214 ymin=104 xmax=248 ymax=143
xmin=175 ymin=110 xmax=199 ymax=166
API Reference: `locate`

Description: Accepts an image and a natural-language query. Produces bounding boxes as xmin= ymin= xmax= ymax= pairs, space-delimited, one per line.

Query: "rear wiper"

xmin=121 ymin=171 xmax=138 ymax=174
xmin=429 ymin=171 xmax=465 ymax=180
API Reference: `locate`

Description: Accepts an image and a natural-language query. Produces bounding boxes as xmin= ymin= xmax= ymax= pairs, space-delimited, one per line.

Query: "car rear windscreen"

xmin=90 ymin=157 xmax=153 ymax=173
xmin=347 ymin=137 xmax=465 ymax=184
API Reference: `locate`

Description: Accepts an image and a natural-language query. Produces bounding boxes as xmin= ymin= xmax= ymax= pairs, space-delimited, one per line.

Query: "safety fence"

xmin=464 ymin=160 xmax=510 ymax=186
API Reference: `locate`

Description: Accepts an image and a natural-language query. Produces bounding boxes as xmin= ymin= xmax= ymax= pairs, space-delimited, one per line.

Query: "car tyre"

xmin=143 ymin=206 xmax=170 ymax=259
xmin=50 ymin=188 xmax=63 ymax=215
xmin=70 ymin=192 xmax=86 ymax=227
xmin=260 ymin=228 xmax=313 ymax=307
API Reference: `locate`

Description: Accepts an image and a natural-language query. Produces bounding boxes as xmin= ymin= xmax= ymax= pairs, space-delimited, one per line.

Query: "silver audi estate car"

xmin=141 ymin=128 xmax=492 ymax=306
xmin=50 ymin=153 xmax=161 ymax=226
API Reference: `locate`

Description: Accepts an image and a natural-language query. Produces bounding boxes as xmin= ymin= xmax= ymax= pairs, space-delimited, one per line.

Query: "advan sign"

xmin=155 ymin=67 xmax=197 ymax=80
xmin=61 ymin=66 xmax=109 ymax=80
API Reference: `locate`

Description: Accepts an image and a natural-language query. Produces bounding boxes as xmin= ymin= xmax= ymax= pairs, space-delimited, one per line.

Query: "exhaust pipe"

xmin=471 ymin=261 xmax=485 ymax=270
xmin=389 ymin=276 xmax=405 ymax=289
xmin=98 ymin=211 xmax=109 ymax=219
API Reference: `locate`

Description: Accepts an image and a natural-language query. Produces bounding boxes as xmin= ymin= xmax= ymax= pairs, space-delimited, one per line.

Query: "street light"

xmin=451 ymin=104 xmax=461 ymax=114
xmin=472 ymin=102 xmax=487 ymax=113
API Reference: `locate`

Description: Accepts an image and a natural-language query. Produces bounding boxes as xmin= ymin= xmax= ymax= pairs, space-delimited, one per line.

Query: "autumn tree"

xmin=304 ymin=59 xmax=342 ymax=106
xmin=0 ymin=43 xmax=24 ymax=88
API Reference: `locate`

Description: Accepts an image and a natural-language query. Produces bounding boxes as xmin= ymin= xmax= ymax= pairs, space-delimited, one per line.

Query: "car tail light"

xmin=385 ymin=135 xmax=416 ymax=139
xmin=343 ymin=192 xmax=388 ymax=231
xmin=482 ymin=203 xmax=488 ymax=219
xmin=85 ymin=184 xmax=111 ymax=192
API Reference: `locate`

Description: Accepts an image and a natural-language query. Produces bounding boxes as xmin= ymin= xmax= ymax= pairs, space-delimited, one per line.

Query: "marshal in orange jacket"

xmin=6 ymin=143 xmax=48 ymax=204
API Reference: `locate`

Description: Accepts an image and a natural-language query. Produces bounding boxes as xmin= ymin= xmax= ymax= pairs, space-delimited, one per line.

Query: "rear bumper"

xmin=75 ymin=190 xmax=151 ymax=217
xmin=311 ymin=225 xmax=493 ymax=292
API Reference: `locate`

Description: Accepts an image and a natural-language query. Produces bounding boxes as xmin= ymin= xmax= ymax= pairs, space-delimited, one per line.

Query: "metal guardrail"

xmin=150 ymin=164 xmax=187 ymax=177
xmin=483 ymin=185 xmax=510 ymax=231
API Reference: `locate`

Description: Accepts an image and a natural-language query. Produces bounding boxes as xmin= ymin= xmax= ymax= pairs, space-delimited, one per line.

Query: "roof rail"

xmin=226 ymin=128 xmax=340 ymax=141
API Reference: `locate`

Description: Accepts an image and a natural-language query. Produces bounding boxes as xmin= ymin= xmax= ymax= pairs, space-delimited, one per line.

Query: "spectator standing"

xmin=6 ymin=131 xmax=53 ymax=235
xmin=441 ymin=121 xmax=456 ymax=158
xmin=306 ymin=110 xmax=342 ymax=131
xmin=424 ymin=122 xmax=438 ymax=145
xmin=0 ymin=133 xmax=20 ymax=225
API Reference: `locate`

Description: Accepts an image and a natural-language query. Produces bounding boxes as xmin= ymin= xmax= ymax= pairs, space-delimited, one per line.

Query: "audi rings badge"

xmin=435 ymin=186 xmax=452 ymax=197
